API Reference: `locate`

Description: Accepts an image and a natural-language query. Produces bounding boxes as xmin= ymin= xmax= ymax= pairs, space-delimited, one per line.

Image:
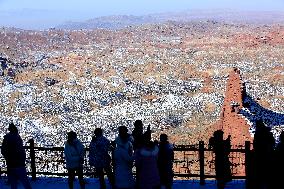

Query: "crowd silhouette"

xmin=1 ymin=119 xmax=284 ymax=189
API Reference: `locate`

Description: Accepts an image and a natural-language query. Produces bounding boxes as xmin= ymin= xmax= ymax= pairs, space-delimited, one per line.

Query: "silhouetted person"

xmin=273 ymin=131 xmax=284 ymax=188
xmin=113 ymin=126 xmax=135 ymax=189
xmin=132 ymin=120 xmax=152 ymax=189
xmin=209 ymin=130 xmax=232 ymax=189
xmin=158 ymin=134 xmax=174 ymax=189
xmin=64 ymin=131 xmax=85 ymax=189
xmin=1 ymin=123 xmax=32 ymax=189
xmin=89 ymin=128 xmax=114 ymax=189
xmin=131 ymin=120 xmax=151 ymax=150
xmin=252 ymin=120 xmax=275 ymax=189
xmin=135 ymin=139 xmax=160 ymax=189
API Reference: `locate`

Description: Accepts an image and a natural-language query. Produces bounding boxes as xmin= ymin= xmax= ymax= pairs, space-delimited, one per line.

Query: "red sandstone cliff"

xmin=218 ymin=68 xmax=252 ymax=146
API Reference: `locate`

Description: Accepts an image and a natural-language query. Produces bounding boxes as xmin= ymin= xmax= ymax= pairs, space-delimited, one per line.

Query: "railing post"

xmin=28 ymin=139 xmax=36 ymax=181
xmin=245 ymin=141 xmax=251 ymax=189
xmin=199 ymin=141 xmax=205 ymax=185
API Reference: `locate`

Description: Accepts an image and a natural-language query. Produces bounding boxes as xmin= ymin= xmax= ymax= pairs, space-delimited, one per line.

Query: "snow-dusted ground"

xmin=0 ymin=177 xmax=245 ymax=189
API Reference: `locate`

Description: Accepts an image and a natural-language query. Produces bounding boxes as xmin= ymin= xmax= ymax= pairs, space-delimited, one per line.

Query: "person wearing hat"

xmin=1 ymin=123 xmax=32 ymax=189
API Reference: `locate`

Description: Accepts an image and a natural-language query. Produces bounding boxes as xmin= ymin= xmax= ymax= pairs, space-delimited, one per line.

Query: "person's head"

xmin=118 ymin=126 xmax=128 ymax=141
xmin=133 ymin=120 xmax=143 ymax=134
xmin=8 ymin=122 xmax=18 ymax=133
xmin=213 ymin=130 xmax=224 ymax=140
xmin=94 ymin=128 xmax=103 ymax=137
xmin=67 ymin=131 xmax=77 ymax=144
xmin=160 ymin=134 xmax=168 ymax=143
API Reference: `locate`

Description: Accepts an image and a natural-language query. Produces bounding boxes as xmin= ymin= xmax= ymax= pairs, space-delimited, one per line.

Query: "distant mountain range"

xmin=57 ymin=10 xmax=284 ymax=30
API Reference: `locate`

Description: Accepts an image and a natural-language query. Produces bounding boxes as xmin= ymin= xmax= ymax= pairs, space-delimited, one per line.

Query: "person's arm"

xmin=123 ymin=150 xmax=134 ymax=162
xmin=88 ymin=142 xmax=94 ymax=166
xmin=170 ymin=144 xmax=174 ymax=161
xmin=225 ymin=136 xmax=231 ymax=155
xmin=79 ymin=142 xmax=85 ymax=164
xmin=123 ymin=143 xmax=134 ymax=162
xmin=134 ymin=150 xmax=141 ymax=168
xmin=209 ymin=137 xmax=215 ymax=150
xmin=105 ymin=139 xmax=111 ymax=152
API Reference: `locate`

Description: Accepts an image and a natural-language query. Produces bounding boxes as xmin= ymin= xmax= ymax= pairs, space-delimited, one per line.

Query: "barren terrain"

xmin=0 ymin=20 xmax=283 ymax=146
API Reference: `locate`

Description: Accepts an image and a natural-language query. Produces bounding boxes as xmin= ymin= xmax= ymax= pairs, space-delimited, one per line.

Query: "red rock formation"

xmin=217 ymin=68 xmax=253 ymax=146
xmin=209 ymin=68 xmax=253 ymax=176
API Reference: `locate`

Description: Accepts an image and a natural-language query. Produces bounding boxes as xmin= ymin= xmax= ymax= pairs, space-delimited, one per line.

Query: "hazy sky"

xmin=0 ymin=0 xmax=284 ymax=29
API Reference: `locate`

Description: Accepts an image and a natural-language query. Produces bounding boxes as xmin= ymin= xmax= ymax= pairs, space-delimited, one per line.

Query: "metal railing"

xmin=0 ymin=139 xmax=251 ymax=186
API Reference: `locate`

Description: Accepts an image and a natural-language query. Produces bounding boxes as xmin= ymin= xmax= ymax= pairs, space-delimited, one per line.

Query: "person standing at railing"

xmin=135 ymin=138 xmax=160 ymax=189
xmin=158 ymin=134 xmax=174 ymax=189
xmin=113 ymin=126 xmax=135 ymax=189
xmin=64 ymin=131 xmax=85 ymax=189
xmin=252 ymin=120 xmax=275 ymax=189
xmin=131 ymin=120 xmax=151 ymax=189
xmin=209 ymin=130 xmax=232 ymax=189
xmin=89 ymin=128 xmax=114 ymax=189
xmin=1 ymin=122 xmax=32 ymax=189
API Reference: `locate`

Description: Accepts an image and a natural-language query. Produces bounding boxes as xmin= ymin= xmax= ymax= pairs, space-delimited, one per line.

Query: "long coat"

xmin=113 ymin=137 xmax=135 ymax=189
xmin=135 ymin=145 xmax=160 ymax=189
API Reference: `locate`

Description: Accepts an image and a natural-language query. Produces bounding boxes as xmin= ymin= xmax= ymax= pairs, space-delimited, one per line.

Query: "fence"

xmin=0 ymin=139 xmax=251 ymax=186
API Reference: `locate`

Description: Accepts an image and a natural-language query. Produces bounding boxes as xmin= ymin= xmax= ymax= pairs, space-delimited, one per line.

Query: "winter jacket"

xmin=135 ymin=145 xmax=160 ymax=189
xmin=89 ymin=136 xmax=111 ymax=168
xmin=1 ymin=132 xmax=26 ymax=168
xmin=64 ymin=139 xmax=85 ymax=169
xmin=113 ymin=136 xmax=135 ymax=189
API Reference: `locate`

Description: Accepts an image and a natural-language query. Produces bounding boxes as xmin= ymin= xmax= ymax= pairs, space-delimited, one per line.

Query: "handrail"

xmin=0 ymin=139 xmax=251 ymax=186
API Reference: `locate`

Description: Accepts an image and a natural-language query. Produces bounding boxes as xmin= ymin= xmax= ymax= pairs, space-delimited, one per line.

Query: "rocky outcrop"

xmin=217 ymin=68 xmax=253 ymax=146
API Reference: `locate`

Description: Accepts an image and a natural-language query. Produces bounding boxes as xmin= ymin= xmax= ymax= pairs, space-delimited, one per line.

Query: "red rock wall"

xmin=215 ymin=68 xmax=253 ymax=146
